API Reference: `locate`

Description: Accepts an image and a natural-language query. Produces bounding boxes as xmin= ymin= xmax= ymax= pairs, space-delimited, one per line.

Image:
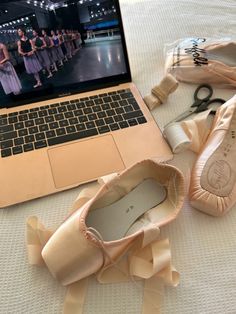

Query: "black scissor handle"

xmin=192 ymin=84 xmax=213 ymax=107
xmin=195 ymin=98 xmax=225 ymax=113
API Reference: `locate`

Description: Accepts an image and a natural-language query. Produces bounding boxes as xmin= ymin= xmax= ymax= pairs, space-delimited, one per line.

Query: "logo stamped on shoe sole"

xmin=207 ymin=160 xmax=231 ymax=190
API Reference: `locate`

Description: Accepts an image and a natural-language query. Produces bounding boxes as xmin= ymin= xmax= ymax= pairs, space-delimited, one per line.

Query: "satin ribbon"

xmin=163 ymin=109 xmax=213 ymax=154
xmin=181 ymin=109 xmax=213 ymax=153
xmin=26 ymin=174 xmax=179 ymax=314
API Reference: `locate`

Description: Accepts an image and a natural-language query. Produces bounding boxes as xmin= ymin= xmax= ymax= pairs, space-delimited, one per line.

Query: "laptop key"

xmin=0 ymin=131 xmax=17 ymax=141
xmin=110 ymin=123 xmax=120 ymax=131
xmin=46 ymin=130 xmax=56 ymax=138
xmin=25 ymin=120 xmax=35 ymax=127
xmin=14 ymin=122 xmax=24 ymax=130
xmin=12 ymin=146 xmax=23 ymax=155
xmin=64 ymin=112 xmax=74 ymax=119
xmin=95 ymin=119 xmax=105 ymax=127
xmin=85 ymin=100 xmax=94 ymax=107
xmin=137 ymin=117 xmax=147 ymax=124
xmin=111 ymin=95 xmax=121 ymax=101
xmin=58 ymin=106 xmax=67 ymax=113
xmin=67 ymin=104 xmax=76 ymax=111
xmin=119 ymin=121 xmax=129 ymax=129
xmin=88 ymin=114 xmax=97 ymax=121
xmin=115 ymin=107 xmax=124 ymax=114
xmin=76 ymin=123 xmax=86 ymax=131
xmin=34 ymin=141 xmax=47 ymax=149
xmin=101 ymin=104 xmax=110 ymax=111
xmin=128 ymin=119 xmax=138 ymax=126
xmin=79 ymin=116 xmax=88 ymax=123
xmin=56 ymin=128 xmax=66 ymax=136
xmin=29 ymin=126 xmax=39 ymax=134
xmin=117 ymin=89 xmax=127 ymax=94
xmin=59 ymin=119 xmax=69 ymax=127
xmin=1 ymin=140 xmax=13 ymax=149
xmin=69 ymin=118 xmax=78 ymax=125
xmin=114 ymin=115 xmax=123 ymax=122
xmin=120 ymin=92 xmax=133 ymax=99
xmin=97 ymin=111 xmax=106 ymax=119
xmin=85 ymin=121 xmax=95 ymax=129
xmin=48 ymin=108 xmax=57 ymax=115
xmin=111 ymin=102 xmax=120 ymax=109
xmin=45 ymin=116 xmax=55 ymax=123
xmin=23 ymin=143 xmax=34 ymax=152
xmin=49 ymin=122 xmax=59 ymax=130
xmin=39 ymin=124 xmax=49 ymax=132
xmin=98 ymin=126 xmax=110 ymax=134
xmin=35 ymin=118 xmax=44 ymax=125
xmin=35 ymin=133 xmax=46 ymax=141
xmin=105 ymin=117 xmax=114 ymax=124
xmin=14 ymin=137 xmax=24 ymax=146
xmin=74 ymin=109 xmax=83 ymax=116
xmin=19 ymin=114 xmax=28 ymax=121
xmin=19 ymin=129 xmax=28 ymax=137
xmin=28 ymin=112 xmax=38 ymax=119
xmin=119 ymin=100 xmax=128 ymax=106
xmin=93 ymin=106 xmax=101 ymax=112
xmin=76 ymin=102 xmax=85 ymax=109
xmin=94 ymin=98 xmax=103 ymax=105
xmin=103 ymin=96 xmax=112 ymax=103
xmin=124 ymin=105 xmax=134 ymax=113
xmin=25 ymin=135 xmax=35 ymax=143
xmin=123 ymin=110 xmax=143 ymax=120
xmin=1 ymin=148 xmax=12 ymax=158
xmin=38 ymin=110 xmax=48 ymax=117
xmin=66 ymin=126 xmax=76 ymax=133
xmin=8 ymin=116 xmax=18 ymax=124
xmin=48 ymin=128 xmax=98 ymax=146
xmin=55 ymin=114 xmax=64 ymax=121
xmin=84 ymin=108 xmax=92 ymax=114
xmin=0 ymin=118 xmax=8 ymax=125
xmin=8 ymin=112 xmax=18 ymax=117
xmin=0 ymin=124 xmax=14 ymax=133
xmin=107 ymin=109 xmax=115 ymax=117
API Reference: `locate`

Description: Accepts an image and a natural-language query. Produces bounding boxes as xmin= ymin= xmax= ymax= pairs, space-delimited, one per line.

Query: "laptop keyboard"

xmin=0 ymin=89 xmax=147 ymax=158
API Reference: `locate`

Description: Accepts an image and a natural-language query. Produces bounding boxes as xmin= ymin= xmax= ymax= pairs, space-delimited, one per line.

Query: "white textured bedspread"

xmin=1 ymin=1 xmax=236 ymax=313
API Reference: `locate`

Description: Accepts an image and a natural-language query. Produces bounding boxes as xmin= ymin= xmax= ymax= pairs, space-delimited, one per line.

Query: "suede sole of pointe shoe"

xmin=190 ymin=97 xmax=236 ymax=216
xmin=86 ymin=178 xmax=167 ymax=241
xmin=200 ymin=111 xmax=236 ymax=197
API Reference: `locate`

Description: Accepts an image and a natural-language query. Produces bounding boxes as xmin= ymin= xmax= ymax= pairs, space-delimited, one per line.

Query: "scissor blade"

xmin=168 ymin=109 xmax=196 ymax=124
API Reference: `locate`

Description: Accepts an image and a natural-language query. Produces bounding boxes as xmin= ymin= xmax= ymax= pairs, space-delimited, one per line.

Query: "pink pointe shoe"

xmin=190 ymin=94 xmax=236 ymax=216
xmin=41 ymin=159 xmax=185 ymax=286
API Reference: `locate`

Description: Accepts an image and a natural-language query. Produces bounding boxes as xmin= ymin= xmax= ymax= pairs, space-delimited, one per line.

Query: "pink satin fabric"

xmin=189 ymin=95 xmax=236 ymax=216
xmin=166 ymin=40 xmax=236 ymax=88
xmin=26 ymin=159 xmax=185 ymax=313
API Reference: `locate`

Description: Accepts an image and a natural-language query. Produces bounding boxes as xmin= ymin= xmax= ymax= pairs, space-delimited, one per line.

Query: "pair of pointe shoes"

xmin=41 ymin=94 xmax=236 ymax=286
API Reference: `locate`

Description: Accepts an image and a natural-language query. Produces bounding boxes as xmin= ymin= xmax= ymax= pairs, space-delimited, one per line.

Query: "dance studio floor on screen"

xmin=0 ymin=38 xmax=126 ymax=107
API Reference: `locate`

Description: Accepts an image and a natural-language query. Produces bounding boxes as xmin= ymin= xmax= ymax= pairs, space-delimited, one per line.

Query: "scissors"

xmin=167 ymin=84 xmax=226 ymax=125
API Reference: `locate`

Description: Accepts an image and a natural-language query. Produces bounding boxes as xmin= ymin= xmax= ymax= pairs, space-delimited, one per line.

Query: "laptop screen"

xmin=0 ymin=0 xmax=131 ymax=108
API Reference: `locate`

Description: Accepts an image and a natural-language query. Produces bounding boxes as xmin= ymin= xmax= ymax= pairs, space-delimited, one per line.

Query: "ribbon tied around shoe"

xmin=26 ymin=176 xmax=179 ymax=314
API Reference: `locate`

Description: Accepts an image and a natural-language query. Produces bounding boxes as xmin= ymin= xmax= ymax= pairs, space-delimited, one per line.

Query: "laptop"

xmin=0 ymin=0 xmax=172 ymax=207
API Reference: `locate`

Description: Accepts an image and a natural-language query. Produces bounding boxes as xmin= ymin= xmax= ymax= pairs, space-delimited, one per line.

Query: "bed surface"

xmin=1 ymin=1 xmax=236 ymax=313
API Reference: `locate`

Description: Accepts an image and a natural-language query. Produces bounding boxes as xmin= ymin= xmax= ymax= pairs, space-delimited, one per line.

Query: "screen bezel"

xmin=1 ymin=0 xmax=132 ymax=108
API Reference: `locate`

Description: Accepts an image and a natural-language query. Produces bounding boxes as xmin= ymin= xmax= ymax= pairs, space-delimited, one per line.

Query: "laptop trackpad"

xmin=48 ymin=135 xmax=125 ymax=189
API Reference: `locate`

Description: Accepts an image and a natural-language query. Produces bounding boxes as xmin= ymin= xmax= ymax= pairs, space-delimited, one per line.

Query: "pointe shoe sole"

xmin=190 ymin=95 xmax=236 ymax=216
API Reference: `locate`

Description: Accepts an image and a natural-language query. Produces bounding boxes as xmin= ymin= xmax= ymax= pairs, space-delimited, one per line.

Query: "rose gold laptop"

xmin=0 ymin=0 xmax=172 ymax=207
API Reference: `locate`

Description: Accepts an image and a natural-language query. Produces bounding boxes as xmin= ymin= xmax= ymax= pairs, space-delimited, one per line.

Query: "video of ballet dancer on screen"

xmin=0 ymin=0 xmax=127 ymax=107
